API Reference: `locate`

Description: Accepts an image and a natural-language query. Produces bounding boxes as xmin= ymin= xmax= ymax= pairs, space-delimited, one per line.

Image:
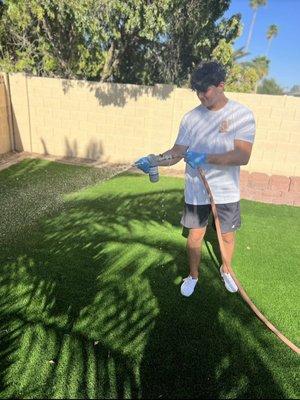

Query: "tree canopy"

xmin=0 ymin=0 xmax=241 ymax=86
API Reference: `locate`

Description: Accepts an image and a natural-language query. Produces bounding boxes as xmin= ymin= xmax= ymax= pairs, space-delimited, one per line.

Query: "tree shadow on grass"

xmin=140 ymin=225 xmax=298 ymax=399
xmin=0 ymin=166 xmax=298 ymax=398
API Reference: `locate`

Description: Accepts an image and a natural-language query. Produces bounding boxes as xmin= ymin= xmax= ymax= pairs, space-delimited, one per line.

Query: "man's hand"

xmin=134 ymin=154 xmax=158 ymax=173
xmin=184 ymin=150 xmax=207 ymax=169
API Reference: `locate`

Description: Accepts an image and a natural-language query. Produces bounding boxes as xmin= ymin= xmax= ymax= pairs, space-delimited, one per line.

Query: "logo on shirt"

xmin=219 ymin=120 xmax=229 ymax=133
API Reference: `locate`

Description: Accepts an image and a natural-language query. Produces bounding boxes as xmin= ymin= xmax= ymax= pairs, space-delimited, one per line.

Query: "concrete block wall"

xmin=230 ymin=92 xmax=300 ymax=177
xmin=7 ymin=73 xmax=300 ymax=177
xmin=8 ymin=74 xmax=178 ymax=164
xmin=1 ymin=73 xmax=300 ymax=204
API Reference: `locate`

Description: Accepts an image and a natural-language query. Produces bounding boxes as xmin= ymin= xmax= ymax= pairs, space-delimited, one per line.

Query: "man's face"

xmin=196 ymin=83 xmax=224 ymax=108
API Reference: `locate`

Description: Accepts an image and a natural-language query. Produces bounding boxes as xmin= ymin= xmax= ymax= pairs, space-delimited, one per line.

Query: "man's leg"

xmin=215 ymin=202 xmax=240 ymax=277
xmin=220 ymin=231 xmax=235 ymax=273
xmin=187 ymin=227 xmax=207 ymax=278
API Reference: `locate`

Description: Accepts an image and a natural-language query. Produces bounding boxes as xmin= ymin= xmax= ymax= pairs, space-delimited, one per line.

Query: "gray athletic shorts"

xmin=181 ymin=202 xmax=241 ymax=234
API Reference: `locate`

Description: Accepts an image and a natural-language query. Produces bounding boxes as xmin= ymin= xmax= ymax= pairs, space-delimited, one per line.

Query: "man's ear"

xmin=218 ymin=82 xmax=225 ymax=90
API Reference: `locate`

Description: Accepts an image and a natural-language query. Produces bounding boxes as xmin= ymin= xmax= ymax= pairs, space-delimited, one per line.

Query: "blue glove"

xmin=134 ymin=154 xmax=158 ymax=173
xmin=184 ymin=150 xmax=207 ymax=169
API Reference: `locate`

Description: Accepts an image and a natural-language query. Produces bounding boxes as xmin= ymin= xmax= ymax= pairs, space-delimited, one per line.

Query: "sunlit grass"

xmin=0 ymin=159 xmax=299 ymax=399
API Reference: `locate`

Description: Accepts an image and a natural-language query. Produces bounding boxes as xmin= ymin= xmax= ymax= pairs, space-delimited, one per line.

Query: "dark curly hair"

xmin=191 ymin=61 xmax=226 ymax=92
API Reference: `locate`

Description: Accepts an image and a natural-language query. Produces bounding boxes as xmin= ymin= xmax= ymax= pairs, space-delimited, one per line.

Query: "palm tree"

xmin=252 ymin=56 xmax=269 ymax=78
xmin=241 ymin=56 xmax=269 ymax=92
xmin=252 ymin=55 xmax=270 ymax=92
xmin=241 ymin=56 xmax=269 ymax=78
xmin=245 ymin=0 xmax=267 ymax=53
xmin=266 ymin=24 xmax=279 ymax=56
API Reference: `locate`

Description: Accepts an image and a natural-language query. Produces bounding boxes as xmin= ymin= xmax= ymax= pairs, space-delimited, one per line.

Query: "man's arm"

xmin=156 ymin=144 xmax=188 ymax=166
xmin=206 ymin=140 xmax=253 ymax=166
xmin=134 ymin=144 xmax=188 ymax=174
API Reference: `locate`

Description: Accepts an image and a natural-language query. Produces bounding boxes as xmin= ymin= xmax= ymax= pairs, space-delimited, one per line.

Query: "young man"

xmin=135 ymin=61 xmax=256 ymax=297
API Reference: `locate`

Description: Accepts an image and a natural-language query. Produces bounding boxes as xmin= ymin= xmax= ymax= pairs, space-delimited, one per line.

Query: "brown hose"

xmin=198 ymin=167 xmax=300 ymax=355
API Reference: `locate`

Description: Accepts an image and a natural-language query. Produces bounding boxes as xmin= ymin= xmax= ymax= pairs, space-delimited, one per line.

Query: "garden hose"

xmin=198 ymin=167 xmax=300 ymax=355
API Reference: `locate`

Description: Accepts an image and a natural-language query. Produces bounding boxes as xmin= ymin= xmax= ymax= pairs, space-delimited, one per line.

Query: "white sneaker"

xmin=180 ymin=276 xmax=198 ymax=297
xmin=220 ymin=266 xmax=238 ymax=293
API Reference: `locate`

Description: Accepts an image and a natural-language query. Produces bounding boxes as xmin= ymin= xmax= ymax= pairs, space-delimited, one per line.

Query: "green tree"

xmin=240 ymin=55 xmax=269 ymax=92
xmin=211 ymin=39 xmax=235 ymax=68
xmin=226 ymin=62 xmax=259 ymax=93
xmin=257 ymin=78 xmax=283 ymax=95
xmin=0 ymin=0 xmax=106 ymax=78
xmin=251 ymin=55 xmax=270 ymax=79
xmin=265 ymin=24 xmax=279 ymax=57
xmin=210 ymin=40 xmax=259 ymax=93
xmin=152 ymin=0 xmax=241 ymax=86
xmin=245 ymin=0 xmax=267 ymax=53
xmin=96 ymin=0 xmax=171 ymax=84
xmin=252 ymin=55 xmax=269 ymax=92
xmin=0 ymin=0 xmax=170 ymax=81
xmin=0 ymin=0 xmax=241 ymax=85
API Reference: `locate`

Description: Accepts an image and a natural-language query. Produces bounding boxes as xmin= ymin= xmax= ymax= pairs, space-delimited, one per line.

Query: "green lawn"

xmin=0 ymin=158 xmax=299 ymax=399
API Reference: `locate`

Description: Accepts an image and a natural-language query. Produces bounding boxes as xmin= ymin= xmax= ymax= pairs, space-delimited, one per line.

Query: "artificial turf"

xmin=0 ymin=158 xmax=299 ymax=399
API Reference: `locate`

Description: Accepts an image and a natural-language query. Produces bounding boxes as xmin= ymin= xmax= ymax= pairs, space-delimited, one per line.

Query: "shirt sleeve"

xmin=234 ymin=109 xmax=256 ymax=143
xmin=175 ymin=115 xmax=191 ymax=146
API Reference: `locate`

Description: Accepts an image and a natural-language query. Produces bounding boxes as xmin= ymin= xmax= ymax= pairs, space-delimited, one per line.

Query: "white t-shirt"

xmin=175 ymin=99 xmax=256 ymax=205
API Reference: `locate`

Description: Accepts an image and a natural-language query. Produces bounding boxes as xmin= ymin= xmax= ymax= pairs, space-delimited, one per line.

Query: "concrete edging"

xmin=240 ymin=171 xmax=300 ymax=206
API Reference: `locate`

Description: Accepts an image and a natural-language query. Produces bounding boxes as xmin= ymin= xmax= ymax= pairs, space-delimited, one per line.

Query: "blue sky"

xmin=224 ymin=0 xmax=300 ymax=90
